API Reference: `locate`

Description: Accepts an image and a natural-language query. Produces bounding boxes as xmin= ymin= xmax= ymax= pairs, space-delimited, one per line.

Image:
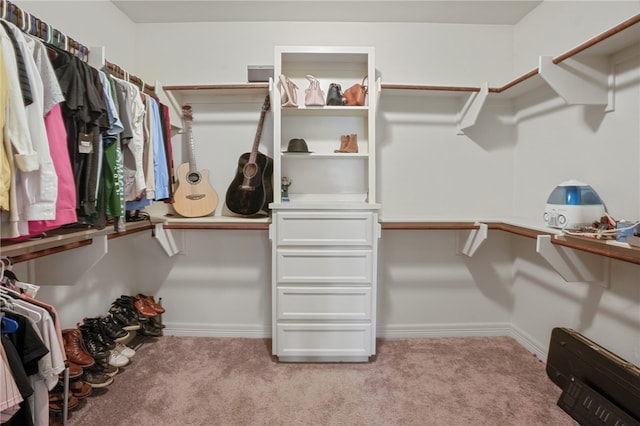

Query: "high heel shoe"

xmin=279 ymin=74 xmax=298 ymax=107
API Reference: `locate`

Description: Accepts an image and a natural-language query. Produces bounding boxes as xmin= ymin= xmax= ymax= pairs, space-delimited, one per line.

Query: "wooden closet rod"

xmin=553 ymin=13 xmax=640 ymax=64
xmin=104 ymin=60 xmax=156 ymax=94
xmin=0 ymin=0 xmax=90 ymax=59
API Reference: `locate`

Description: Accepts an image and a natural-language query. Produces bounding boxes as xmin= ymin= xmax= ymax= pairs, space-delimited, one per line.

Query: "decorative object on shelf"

xmin=334 ymin=134 xmax=358 ymax=153
xmin=225 ymin=95 xmax=274 ymax=216
xmin=279 ymin=74 xmax=298 ymax=107
xmin=285 ymin=138 xmax=311 ymax=153
xmin=172 ymin=105 xmax=219 ymax=218
xmin=247 ymin=65 xmax=274 ymax=82
xmin=543 ymin=179 xmax=605 ymax=229
xmin=304 ymin=75 xmax=325 ymax=106
xmin=342 ymin=76 xmax=368 ymax=106
xmin=326 ymin=83 xmax=345 ymax=105
xmin=281 ymin=176 xmax=291 ymax=202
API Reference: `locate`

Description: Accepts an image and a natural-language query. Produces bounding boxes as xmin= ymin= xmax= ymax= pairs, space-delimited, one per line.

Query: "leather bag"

xmin=326 ymin=83 xmax=344 ymax=106
xmin=304 ymin=75 xmax=325 ymax=106
xmin=342 ymin=76 xmax=368 ymax=106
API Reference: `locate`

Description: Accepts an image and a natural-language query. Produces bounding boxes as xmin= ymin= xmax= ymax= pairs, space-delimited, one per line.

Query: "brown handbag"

xmin=342 ymin=76 xmax=368 ymax=106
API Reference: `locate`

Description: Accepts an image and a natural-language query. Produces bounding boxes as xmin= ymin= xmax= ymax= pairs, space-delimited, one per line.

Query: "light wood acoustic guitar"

xmin=172 ymin=105 xmax=219 ymax=217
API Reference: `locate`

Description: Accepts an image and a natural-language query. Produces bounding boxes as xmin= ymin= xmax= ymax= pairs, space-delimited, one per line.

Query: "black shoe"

xmin=147 ymin=316 xmax=166 ymax=329
xmin=139 ymin=321 xmax=163 ymax=337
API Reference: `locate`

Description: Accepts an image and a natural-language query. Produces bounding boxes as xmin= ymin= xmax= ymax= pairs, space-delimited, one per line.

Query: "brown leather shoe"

xmin=135 ymin=293 xmax=165 ymax=314
xmin=133 ymin=297 xmax=157 ymax=317
xmin=59 ymin=361 xmax=84 ymax=380
xmin=62 ymin=328 xmax=95 ymax=368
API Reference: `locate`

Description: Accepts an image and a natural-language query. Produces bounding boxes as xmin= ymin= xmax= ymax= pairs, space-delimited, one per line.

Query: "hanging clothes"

xmin=0 ymin=20 xmax=39 ymax=239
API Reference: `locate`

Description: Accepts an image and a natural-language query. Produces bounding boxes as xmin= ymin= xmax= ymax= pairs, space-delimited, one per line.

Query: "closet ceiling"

xmin=110 ymin=1 xmax=542 ymax=24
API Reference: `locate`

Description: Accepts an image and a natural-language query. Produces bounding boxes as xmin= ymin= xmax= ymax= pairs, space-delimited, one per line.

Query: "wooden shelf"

xmin=0 ymin=221 xmax=153 ymax=263
xmin=382 ymin=220 xmax=640 ymax=266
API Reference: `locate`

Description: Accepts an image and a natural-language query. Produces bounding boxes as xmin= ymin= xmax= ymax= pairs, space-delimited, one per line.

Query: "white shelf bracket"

xmin=538 ymin=56 xmax=609 ymax=106
xmin=27 ymin=235 xmax=108 ymax=285
xmin=154 ymin=224 xmax=181 ymax=256
xmin=536 ymin=235 xmax=609 ymax=288
xmin=456 ymin=82 xmax=489 ymax=135
xmin=457 ymin=222 xmax=488 ymax=257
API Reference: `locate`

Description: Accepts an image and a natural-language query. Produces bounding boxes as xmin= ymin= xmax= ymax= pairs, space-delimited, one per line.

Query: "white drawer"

xmin=276 ymin=212 xmax=375 ymax=246
xmin=277 ymin=286 xmax=372 ymax=320
xmin=277 ymin=249 xmax=372 ymax=284
xmin=276 ymin=323 xmax=374 ymax=359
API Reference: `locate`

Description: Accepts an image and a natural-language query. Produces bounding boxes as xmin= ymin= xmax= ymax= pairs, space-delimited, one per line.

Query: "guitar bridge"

xmin=186 ymin=194 xmax=206 ymax=200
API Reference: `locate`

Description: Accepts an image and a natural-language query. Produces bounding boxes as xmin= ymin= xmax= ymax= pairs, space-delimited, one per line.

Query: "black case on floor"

xmin=546 ymin=327 xmax=640 ymax=422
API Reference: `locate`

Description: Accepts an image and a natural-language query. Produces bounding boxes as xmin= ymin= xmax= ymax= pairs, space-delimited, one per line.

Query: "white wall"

xmin=17 ymin=0 xmax=137 ymax=67
xmin=513 ymin=1 xmax=640 ymax=76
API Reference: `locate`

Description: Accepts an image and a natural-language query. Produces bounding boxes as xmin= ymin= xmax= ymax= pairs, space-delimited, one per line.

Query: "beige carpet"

xmin=53 ymin=336 xmax=577 ymax=426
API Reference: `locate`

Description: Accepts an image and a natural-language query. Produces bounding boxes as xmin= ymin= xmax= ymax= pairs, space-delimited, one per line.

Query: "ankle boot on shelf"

xmin=335 ymin=134 xmax=358 ymax=153
xmin=62 ymin=328 xmax=95 ymax=368
xmin=334 ymin=134 xmax=349 ymax=153
xmin=279 ymin=74 xmax=298 ymax=107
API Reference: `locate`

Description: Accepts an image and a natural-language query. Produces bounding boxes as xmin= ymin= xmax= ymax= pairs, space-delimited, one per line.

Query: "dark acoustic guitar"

xmin=172 ymin=105 xmax=219 ymax=218
xmin=225 ymin=95 xmax=273 ymax=216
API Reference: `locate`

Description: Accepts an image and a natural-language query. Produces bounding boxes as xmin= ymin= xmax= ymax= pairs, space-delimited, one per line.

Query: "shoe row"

xmin=50 ymin=293 xmax=165 ymax=414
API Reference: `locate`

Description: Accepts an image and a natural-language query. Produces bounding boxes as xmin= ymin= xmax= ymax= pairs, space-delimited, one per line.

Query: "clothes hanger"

xmin=1 ymin=0 xmax=7 ymax=20
xmin=1 ymin=315 xmax=19 ymax=334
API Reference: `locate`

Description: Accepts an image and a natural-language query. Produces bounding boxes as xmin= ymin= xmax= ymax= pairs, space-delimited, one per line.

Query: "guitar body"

xmin=172 ymin=105 xmax=219 ymax=218
xmin=225 ymin=95 xmax=273 ymax=216
xmin=173 ymin=163 xmax=218 ymax=217
xmin=226 ymin=152 xmax=271 ymax=216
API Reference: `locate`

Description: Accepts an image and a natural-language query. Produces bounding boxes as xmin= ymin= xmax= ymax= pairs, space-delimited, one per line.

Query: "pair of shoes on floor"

xmin=62 ymin=328 xmax=95 ymax=368
xmin=109 ymin=343 xmax=136 ymax=367
xmin=135 ymin=293 xmax=165 ymax=315
xmin=49 ymin=390 xmax=79 ymax=413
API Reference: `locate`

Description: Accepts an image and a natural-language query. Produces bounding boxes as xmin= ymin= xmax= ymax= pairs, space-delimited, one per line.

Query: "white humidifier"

xmin=543 ymin=180 xmax=605 ymax=229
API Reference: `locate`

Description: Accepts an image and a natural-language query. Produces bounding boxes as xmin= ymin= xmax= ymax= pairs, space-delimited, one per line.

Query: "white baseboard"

xmin=164 ymin=322 xmax=271 ymax=338
xmin=162 ymin=321 xmax=549 ymax=361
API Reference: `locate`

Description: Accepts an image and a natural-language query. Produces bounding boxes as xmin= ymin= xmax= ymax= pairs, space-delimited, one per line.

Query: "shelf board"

xmin=161 ymin=214 xmax=270 ymax=230
xmin=281 ymin=152 xmax=368 ymax=158
xmin=163 ymin=83 xmax=269 ymax=98
xmin=381 ymin=219 xmax=639 ymax=266
xmin=0 ymin=221 xmax=153 ymax=263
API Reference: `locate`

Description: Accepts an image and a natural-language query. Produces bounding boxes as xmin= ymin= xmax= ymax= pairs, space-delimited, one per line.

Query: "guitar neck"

xmin=248 ymin=95 xmax=270 ymax=163
xmin=185 ymin=118 xmax=198 ymax=172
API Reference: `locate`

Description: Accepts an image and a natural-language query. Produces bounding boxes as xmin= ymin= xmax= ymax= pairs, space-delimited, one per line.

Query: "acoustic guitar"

xmin=225 ymin=95 xmax=273 ymax=216
xmin=172 ymin=105 xmax=219 ymax=217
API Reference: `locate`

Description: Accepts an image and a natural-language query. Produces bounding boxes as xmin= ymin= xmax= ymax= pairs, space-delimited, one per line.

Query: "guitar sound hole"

xmin=187 ymin=172 xmax=201 ymax=184
xmin=243 ymin=163 xmax=258 ymax=179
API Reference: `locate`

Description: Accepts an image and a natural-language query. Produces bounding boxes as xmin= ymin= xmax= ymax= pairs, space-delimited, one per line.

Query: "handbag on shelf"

xmin=304 ymin=75 xmax=325 ymax=106
xmin=342 ymin=75 xmax=368 ymax=106
xmin=325 ymin=83 xmax=344 ymax=106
